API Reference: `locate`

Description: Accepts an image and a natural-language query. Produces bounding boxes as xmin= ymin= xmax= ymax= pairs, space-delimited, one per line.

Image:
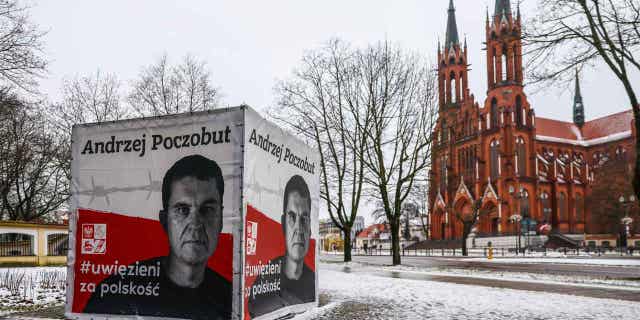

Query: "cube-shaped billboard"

xmin=66 ymin=106 xmax=319 ymax=320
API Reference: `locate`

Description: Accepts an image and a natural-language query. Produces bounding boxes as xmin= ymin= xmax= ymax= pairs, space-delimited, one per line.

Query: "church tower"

xmin=438 ymin=0 xmax=469 ymax=110
xmin=482 ymin=0 xmax=535 ymax=225
xmin=573 ymin=71 xmax=585 ymax=127
xmin=486 ymin=0 xmax=523 ymax=89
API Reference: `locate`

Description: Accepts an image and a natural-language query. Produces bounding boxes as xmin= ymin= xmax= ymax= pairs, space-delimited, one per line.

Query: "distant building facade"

xmin=356 ymin=224 xmax=390 ymax=250
xmin=319 ymin=216 xmax=366 ymax=251
xmin=428 ymin=0 xmax=638 ymax=245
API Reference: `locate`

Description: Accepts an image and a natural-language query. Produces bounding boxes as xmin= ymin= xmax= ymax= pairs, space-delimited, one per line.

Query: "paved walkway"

xmin=322 ymin=254 xmax=640 ymax=279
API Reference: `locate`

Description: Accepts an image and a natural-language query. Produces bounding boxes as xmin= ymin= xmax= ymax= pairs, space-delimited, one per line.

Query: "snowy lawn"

xmin=378 ymin=264 xmax=640 ymax=290
xmin=0 ymin=267 xmax=66 ymax=316
xmin=467 ymin=257 xmax=640 ymax=266
xmin=1 ymin=264 xmax=639 ymax=319
xmin=303 ymin=264 xmax=640 ymax=320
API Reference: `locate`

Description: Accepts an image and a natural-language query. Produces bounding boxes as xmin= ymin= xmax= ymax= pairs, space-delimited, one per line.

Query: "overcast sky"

xmin=31 ymin=0 xmax=637 ymax=224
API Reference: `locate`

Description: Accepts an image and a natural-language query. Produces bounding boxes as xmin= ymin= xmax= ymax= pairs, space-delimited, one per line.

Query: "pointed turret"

xmin=438 ymin=0 xmax=469 ymax=108
xmin=494 ymin=0 xmax=512 ymax=18
xmin=445 ymin=0 xmax=459 ymax=49
xmin=573 ymin=70 xmax=585 ymax=127
xmin=486 ymin=0 xmax=522 ymax=88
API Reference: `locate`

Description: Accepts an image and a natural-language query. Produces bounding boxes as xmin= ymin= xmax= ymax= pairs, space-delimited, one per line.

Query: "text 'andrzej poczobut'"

xmin=79 ymin=126 xmax=232 ymax=157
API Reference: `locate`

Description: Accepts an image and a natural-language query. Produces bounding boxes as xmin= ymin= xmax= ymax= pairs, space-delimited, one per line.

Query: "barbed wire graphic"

xmin=72 ymin=171 xmax=161 ymax=206
xmin=72 ymin=171 xmax=242 ymax=206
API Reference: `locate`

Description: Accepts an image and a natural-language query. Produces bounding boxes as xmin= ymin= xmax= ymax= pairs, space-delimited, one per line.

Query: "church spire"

xmin=573 ymin=70 xmax=585 ymax=127
xmin=494 ymin=0 xmax=512 ymax=18
xmin=438 ymin=0 xmax=468 ymax=109
xmin=445 ymin=0 xmax=460 ymax=48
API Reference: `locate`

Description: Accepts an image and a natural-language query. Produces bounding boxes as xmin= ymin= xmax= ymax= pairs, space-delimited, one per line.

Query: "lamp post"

xmin=509 ymin=213 xmax=522 ymax=255
xmin=619 ymin=195 xmax=635 ymax=250
xmin=509 ymin=185 xmax=525 ymax=255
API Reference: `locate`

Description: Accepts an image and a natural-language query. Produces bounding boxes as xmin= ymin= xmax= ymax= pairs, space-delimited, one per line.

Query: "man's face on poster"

xmin=166 ymin=176 xmax=222 ymax=265
xmin=283 ymin=191 xmax=311 ymax=262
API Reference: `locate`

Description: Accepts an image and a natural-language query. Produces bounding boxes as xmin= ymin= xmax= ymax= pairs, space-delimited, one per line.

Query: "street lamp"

xmin=619 ymin=195 xmax=636 ymax=250
xmin=509 ymin=213 xmax=522 ymax=255
xmin=509 ymin=185 xmax=525 ymax=255
xmin=538 ymin=192 xmax=553 ymax=236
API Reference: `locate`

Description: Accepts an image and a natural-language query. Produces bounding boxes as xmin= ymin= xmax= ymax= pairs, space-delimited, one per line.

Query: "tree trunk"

xmin=461 ymin=223 xmax=471 ymax=256
xmin=343 ymin=227 xmax=352 ymax=262
xmin=391 ymin=219 xmax=401 ymax=265
xmin=634 ymin=114 xmax=640 ymax=206
xmin=620 ymin=81 xmax=640 ymax=208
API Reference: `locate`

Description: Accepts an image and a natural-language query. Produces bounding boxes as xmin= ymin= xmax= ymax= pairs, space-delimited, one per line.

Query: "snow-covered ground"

xmin=323 ymin=250 xmax=640 ymax=259
xmin=302 ymin=263 xmax=640 ymax=320
xmin=376 ymin=263 xmax=640 ymax=290
xmin=467 ymin=257 xmax=640 ymax=266
xmin=0 ymin=267 xmax=66 ymax=316
xmin=1 ymin=263 xmax=639 ymax=319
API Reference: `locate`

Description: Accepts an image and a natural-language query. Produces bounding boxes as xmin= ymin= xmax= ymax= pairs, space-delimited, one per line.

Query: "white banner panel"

xmin=242 ymin=107 xmax=320 ymax=320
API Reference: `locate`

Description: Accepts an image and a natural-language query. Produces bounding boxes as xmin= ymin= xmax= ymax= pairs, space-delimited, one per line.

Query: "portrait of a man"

xmin=84 ymin=155 xmax=231 ymax=320
xmin=248 ymin=175 xmax=315 ymax=318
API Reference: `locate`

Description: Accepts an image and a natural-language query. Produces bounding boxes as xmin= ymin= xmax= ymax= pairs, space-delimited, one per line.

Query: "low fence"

xmin=334 ymin=246 xmax=640 ymax=258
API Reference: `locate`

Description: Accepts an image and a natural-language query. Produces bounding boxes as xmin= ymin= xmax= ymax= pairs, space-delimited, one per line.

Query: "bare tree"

xmin=45 ymin=70 xmax=127 ymax=202
xmin=0 ymin=92 xmax=68 ymax=221
xmin=50 ymin=69 xmax=127 ymax=131
xmin=454 ymin=199 xmax=491 ymax=256
xmin=524 ymin=0 xmax=640 ymax=203
xmin=271 ymin=39 xmax=369 ymax=262
xmin=0 ymin=0 xmax=47 ymax=92
xmin=128 ymin=54 xmax=221 ymax=116
xmin=354 ymin=42 xmax=438 ymax=265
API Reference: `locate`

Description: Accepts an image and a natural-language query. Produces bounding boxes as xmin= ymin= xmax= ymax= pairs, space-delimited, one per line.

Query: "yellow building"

xmin=322 ymin=233 xmax=344 ymax=252
xmin=0 ymin=220 xmax=68 ymax=266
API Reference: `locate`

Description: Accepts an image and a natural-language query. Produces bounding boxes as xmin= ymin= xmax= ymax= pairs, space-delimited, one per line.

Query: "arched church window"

xmin=502 ymin=52 xmax=508 ymax=82
xmin=490 ymin=140 xmax=500 ymax=181
xmin=469 ymin=148 xmax=475 ymax=180
xmin=516 ymin=137 xmax=526 ymax=176
xmin=490 ymin=98 xmax=498 ymax=128
xmin=516 ymin=95 xmax=523 ymax=126
xmin=558 ymin=192 xmax=567 ymax=221
xmin=441 ymin=121 xmax=448 ymax=143
xmin=459 ymin=71 xmax=465 ymax=101
xmin=512 ymin=48 xmax=518 ymax=82
xmin=464 ymin=112 xmax=470 ymax=136
xmin=440 ymin=155 xmax=448 ymax=189
xmin=491 ymin=48 xmax=502 ymax=83
xmin=450 ymin=71 xmax=457 ymax=103
xmin=540 ymin=192 xmax=551 ymax=223
xmin=575 ymin=194 xmax=584 ymax=222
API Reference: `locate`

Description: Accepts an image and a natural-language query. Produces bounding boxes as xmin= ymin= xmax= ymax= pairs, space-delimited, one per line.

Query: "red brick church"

xmin=428 ymin=0 xmax=638 ymax=248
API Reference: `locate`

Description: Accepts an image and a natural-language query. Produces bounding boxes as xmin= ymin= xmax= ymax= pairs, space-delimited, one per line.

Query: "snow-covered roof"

xmin=356 ymin=223 xmax=388 ymax=239
xmin=535 ymin=110 xmax=633 ymax=147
